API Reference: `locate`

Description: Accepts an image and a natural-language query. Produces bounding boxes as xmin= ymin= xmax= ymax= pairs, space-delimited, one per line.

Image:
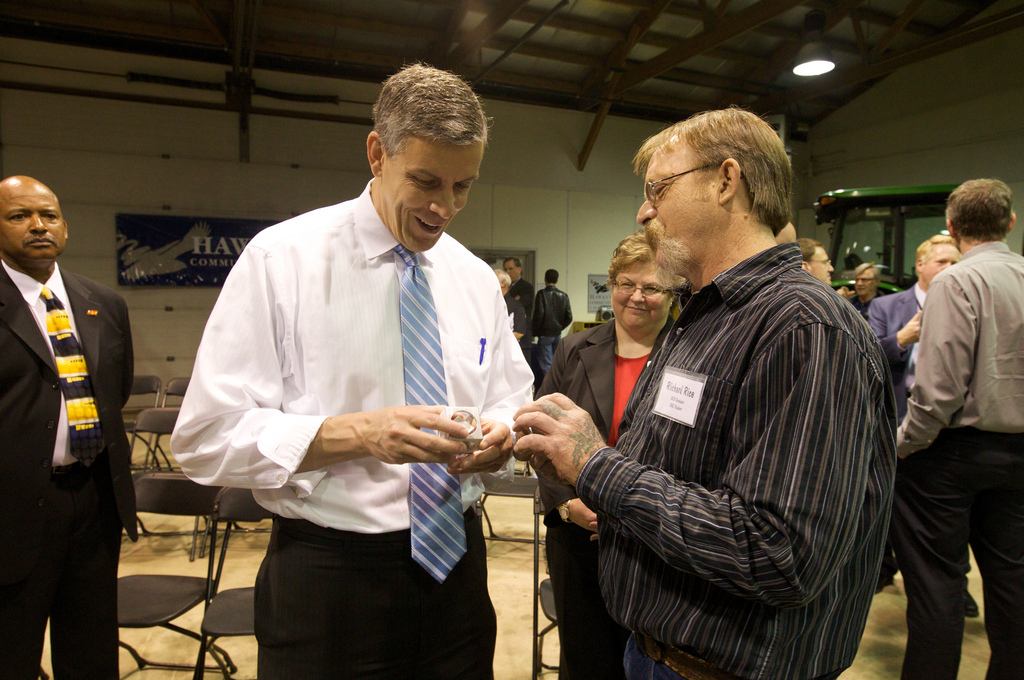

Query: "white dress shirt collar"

xmin=3 ymin=260 xmax=70 ymax=311
xmin=355 ymin=180 xmax=439 ymax=269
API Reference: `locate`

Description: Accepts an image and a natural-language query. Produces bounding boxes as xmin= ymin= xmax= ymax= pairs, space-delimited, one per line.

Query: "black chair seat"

xmin=117 ymin=574 xmax=207 ymax=627
xmin=201 ymin=587 xmax=255 ymax=637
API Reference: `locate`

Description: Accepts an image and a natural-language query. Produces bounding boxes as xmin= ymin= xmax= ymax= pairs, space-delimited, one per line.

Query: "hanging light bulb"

xmin=793 ymin=10 xmax=835 ymax=77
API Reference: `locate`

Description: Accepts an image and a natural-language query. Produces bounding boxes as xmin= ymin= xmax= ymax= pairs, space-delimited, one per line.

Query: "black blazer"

xmin=537 ymin=317 xmax=673 ymax=518
xmin=0 ymin=266 xmax=137 ymax=584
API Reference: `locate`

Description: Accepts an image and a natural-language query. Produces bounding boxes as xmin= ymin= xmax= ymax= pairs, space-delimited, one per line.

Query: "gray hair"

xmin=373 ymin=63 xmax=488 ymax=156
xmin=853 ymin=262 xmax=880 ymax=280
xmin=493 ymin=269 xmax=511 ymax=287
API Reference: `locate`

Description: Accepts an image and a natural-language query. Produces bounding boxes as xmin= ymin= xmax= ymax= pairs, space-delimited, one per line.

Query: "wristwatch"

xmin=557 ymin=500 xmax=572 ymax=522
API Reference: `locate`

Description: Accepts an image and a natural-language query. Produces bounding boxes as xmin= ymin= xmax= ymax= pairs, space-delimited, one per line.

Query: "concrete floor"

xmin=40 ymin=483 xmax=991 ymax=679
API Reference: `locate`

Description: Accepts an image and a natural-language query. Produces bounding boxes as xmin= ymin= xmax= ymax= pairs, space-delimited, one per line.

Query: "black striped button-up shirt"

xmin=577 ymin=244 xmax=897 ymax=680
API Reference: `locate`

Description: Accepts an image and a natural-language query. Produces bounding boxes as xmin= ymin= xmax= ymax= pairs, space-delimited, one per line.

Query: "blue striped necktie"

xmin=394 ymin=245 xmax=467 ymax=582
xmin=41 ymin=287 xmax=105 ymax=465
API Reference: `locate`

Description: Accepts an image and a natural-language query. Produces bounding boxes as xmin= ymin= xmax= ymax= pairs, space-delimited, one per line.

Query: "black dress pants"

xmin=546 ymin=519 xmax=630 ymax=680
xmin=0 ymin=457 xmax=122 ymax=680
xmin=893 ymin=427 xmax=1024 ymax=680
xmin=255 ymin=509 xmax=496 ymax=680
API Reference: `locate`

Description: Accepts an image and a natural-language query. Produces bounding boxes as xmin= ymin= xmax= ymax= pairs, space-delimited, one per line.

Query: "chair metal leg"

xmin=193 ymin=634 xmax=238 ymax=680
xmin=120 ymin=624 xmax=226 ymax=673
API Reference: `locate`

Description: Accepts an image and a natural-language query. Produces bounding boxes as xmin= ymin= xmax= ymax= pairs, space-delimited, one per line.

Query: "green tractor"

xmin=814 ymin=184 xmax=957 ymax=294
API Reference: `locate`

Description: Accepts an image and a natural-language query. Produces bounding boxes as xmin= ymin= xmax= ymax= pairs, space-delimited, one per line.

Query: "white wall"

xmin=0 ymin=38 xmax=664 ymax=381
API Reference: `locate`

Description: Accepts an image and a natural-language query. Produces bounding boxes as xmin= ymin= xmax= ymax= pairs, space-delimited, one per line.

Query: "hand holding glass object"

xmin=440 ymin=406 xmax=484 ymax=452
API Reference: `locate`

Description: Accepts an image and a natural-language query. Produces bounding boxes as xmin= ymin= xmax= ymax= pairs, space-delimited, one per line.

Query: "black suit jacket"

xmin=537 ymin=317 xmax=673 ymax=517
xmin=0 ymin=266 xmax=137 ymax=584
xmin=508 ymin=277 xmax=534 ymax=307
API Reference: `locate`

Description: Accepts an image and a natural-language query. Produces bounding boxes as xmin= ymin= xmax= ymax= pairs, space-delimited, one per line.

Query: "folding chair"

xmin=162 ymin=376 xmax=190 ymax=407
xmin=194 ymin=487 xmax=274 ymax=679
xmin=118 ymin=472 xmax=224 ymax=673
xmin=130 ymin=406 xmax=179 ymax=471
xmin=123 ymin=374 xmax=162 ymax=430
xmin=480 ymin=463 xmax=539 ymax=543
xmin=532 ymin=486 xmax=559 ymax=678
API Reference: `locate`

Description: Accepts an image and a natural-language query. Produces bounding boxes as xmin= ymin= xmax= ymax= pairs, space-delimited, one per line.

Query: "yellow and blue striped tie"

xmin=41 ymin=287 xmax=104 ymax=465
xmin=394 ymin=245 xmax=466 ymax=583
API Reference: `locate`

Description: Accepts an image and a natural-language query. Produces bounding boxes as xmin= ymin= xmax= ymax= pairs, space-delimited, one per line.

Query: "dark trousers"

xmin=546 ymin=519 xmax=630 ymax=680
xmin=893 ymin=427 xmax=1024 ymax=680
xmin=255 ymin=509 xmax=496 ymax=680
xmin=0 ymin=457 xmax=122 ymax=680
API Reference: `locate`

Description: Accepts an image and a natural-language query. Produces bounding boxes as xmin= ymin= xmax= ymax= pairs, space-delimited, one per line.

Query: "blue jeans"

xmin=535 ymin=335 xmax=560 ymax=376
xmin=623 ymin=634 xmax=685 ymax=680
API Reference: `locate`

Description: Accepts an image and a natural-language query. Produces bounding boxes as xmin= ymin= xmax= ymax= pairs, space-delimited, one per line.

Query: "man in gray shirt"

xmin=895 ymin=178 xmax=1024 ymax=680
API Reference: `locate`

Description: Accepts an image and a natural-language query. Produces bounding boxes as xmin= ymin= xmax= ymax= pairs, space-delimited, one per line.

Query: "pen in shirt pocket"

xmin=479 ymin=338 xmax=486 ymax=365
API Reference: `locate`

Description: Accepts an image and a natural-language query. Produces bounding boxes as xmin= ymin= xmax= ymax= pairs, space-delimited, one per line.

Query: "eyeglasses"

xmin=810 ymin=257 xmax=831 ymax=266
xmin=644 ymin=164 xmax=715 ymax=206
xmin=613 ymin=280 xmax=669 ymax=298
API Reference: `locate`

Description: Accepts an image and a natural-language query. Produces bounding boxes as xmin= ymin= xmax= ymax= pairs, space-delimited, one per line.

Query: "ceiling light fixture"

xmin=793 ymin=10 xmax=835 ymax=77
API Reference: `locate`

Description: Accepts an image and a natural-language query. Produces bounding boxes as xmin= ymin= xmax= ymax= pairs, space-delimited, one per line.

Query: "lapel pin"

xmin=87 ymin=310 xmax=99 ymax=316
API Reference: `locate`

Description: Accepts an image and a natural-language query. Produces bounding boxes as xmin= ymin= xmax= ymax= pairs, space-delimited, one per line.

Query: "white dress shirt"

xmin=2 ymin=261 xmax=78 ymax=465
xmin=171 ymin=181 xmax=534 ymax=533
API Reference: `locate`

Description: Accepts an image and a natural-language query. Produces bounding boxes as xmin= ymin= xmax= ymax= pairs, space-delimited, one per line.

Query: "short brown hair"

xmin=797 ymin=238 xmax=824 ymax=263
xmin=633 ymin=108 xmax=793 ymax=235
xmin=607 ymin=229 xmax=686 ymax=289
xmin=915 ymin=234 xmax=958 ymax=262
xmin=373 ymin=63 xmax=488 ymax=156
xmin=946 ymin=179 xmax=1014 ymax=243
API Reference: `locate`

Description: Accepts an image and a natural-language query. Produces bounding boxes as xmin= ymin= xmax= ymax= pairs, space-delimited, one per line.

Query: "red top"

xmin=608 ymin=353 xmax=651 ymax=446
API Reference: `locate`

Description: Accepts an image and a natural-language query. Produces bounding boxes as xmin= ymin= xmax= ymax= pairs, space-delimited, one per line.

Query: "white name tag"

xmin=653 ymin=367 xmax=706 ymax=427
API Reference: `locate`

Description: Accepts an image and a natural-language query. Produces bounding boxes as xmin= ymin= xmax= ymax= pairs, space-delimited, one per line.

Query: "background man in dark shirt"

xmin=503 ymin=256 xmax=533 ymax=305
xmin=531 ymin=268 xmax=573 ymax=378
xmin=513 ymin=109 xmax=895 ymax=680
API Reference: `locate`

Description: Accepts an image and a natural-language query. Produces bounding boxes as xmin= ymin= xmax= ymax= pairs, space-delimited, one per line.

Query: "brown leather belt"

xmin=636 ymin=632 xmax=742 ymax=680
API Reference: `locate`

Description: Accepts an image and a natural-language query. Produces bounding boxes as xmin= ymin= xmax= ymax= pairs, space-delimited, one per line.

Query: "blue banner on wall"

xmin=116 ymin=214 xmax=277 ymax=286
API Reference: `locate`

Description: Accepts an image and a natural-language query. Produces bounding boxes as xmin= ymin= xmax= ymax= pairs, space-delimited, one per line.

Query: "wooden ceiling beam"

xmin=582 ymin=0 xmax=675 ymax=93
xmin=185 ymin=0 xmax=229 ymax=46
xmin=445 ymin=0 xmax=532 ymax=68
xmin=613 ymin=0 xmax=807 ymax=95
xmin=868 ymin=0 xmax=928 ymax=60
xmin=0 ymin=3 xmax=219 ymax=45
xmin=647 ymin=0 xmax=943 ymax=36
xmin=484 ymin=36 xmax=606 ymax=68
xmin=259 ymin=5 xmax=439 ymax=40
xmin=257 ymin=36 xmax=408 ymax=69
xmin=433 ymin=0 xmax=472 ymax=63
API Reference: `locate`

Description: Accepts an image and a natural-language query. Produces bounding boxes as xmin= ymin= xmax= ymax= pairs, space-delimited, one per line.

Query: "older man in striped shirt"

xmin=514 ymin=108 xmax=896 ymax=680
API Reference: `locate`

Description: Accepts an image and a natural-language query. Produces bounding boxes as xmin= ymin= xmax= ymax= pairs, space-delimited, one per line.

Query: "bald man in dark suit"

xmin=0 ymin=175 xmax=137 ymax=679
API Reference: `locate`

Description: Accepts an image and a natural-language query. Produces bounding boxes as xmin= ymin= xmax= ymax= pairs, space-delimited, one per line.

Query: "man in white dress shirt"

xmin=172 ymin=64 xmax=533 ymax=680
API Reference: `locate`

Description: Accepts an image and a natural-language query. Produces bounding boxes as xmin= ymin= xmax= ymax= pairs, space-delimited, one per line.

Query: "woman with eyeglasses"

xmin=537 ymin=229 xmax=682 ymax=680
